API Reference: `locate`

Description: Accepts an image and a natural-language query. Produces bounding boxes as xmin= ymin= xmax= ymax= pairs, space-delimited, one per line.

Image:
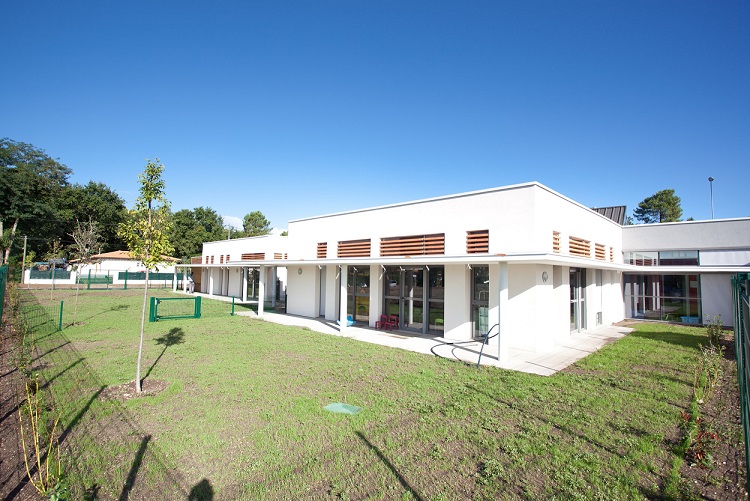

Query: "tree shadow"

xmin=118 ymin=435 xmax=151 ymax=501
xmin=189 ymin=478 xmax=214 ymax=500
xmin=628 ymin=330 xmax=704 ymax=350
xmin=354 ymin=431 xmax=424 ymax=500
xmin=142 ymin=328 xmax=185 ymax=382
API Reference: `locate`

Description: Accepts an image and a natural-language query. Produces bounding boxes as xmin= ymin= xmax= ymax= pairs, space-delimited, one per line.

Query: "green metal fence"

xmin=0 ymin=264 xmax=7 ymax=324
xmin=732 ymin=272 xmax=750 ymax=495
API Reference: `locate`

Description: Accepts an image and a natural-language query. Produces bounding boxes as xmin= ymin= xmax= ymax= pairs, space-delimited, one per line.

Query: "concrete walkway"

xmin=230 ymin=305 xmax=632 ymax=376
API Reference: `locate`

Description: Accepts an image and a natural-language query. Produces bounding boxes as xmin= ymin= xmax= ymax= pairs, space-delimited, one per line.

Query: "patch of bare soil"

xmin=679 ymin=336 xmax=747 ymax=500
xmin=0 ymin=301 xmax=41 ymax=500
xmin=100 ymin=379 xmax=169 ymax=402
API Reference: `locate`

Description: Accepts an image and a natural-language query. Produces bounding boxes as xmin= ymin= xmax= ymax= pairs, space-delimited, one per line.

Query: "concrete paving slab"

xmin=233 ymin=306 xmax=632 ymax=376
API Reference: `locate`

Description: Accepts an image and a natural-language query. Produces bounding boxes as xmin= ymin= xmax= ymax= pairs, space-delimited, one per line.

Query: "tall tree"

xmin=0 ymin=138 xmax=71 ymax=264
xmin=118 ymin=159 xmax=173 ymax=393
xmin=633 ymin=189 xmax=683 ymax=224
xmin=56 ymin=181 xmax=127 ymax=253
xmin=243 ymin=211 xmax=271 ymax=237
xmin=169 ymin=207 xmax=224 ymax=260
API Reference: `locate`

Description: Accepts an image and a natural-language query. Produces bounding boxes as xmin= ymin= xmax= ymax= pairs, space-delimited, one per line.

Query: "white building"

xmin=190 ymin=182 xmax=750 ymax=363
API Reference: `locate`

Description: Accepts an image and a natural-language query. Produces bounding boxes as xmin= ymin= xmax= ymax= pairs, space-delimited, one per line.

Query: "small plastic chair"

xmin=375 ymin=314 xmax=389 ymax=330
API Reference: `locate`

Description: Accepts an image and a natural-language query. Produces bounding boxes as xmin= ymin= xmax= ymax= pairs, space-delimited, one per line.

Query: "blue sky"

xmin=3 ymin=1 xmax=748 ymax=229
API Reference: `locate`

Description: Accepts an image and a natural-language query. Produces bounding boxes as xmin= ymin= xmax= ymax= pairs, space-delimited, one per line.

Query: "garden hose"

xmin=430 ymin=323 xmax=500 ymax=368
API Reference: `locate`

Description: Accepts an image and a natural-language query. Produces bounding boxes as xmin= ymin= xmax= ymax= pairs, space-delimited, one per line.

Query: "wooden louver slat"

xmin=337 ymin=239 xmax=371 ymax=258
xmin=610 ymin=247 xmax=614 ymax=262
xmin=595 ymin=243 xmax=606 ymax=260
xmin=552 ymin=231 xmax=561 ymax=253
xmin=317 ymin=242 xmax=327 ymax=259
xmin=380 ymin=233 xmax=445 ymax=257
xmin=241 ymin=252 xmax=265 ymax=261
xmin=466 ymin=230 xmax=489 ymax=254
xmin=569 ymin=236 xmax=590 ymax=258
xmin=273 ymin=253 xmax=287 ymax=260
xmin=210 ymin=255 xmax=215 ymax=264
xmin=219 ymin=255 xmax=224 ymax=264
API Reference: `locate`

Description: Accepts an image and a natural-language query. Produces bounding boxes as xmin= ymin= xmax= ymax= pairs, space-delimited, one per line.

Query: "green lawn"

xmin=19 ymin=288 xmax=717 ymax=499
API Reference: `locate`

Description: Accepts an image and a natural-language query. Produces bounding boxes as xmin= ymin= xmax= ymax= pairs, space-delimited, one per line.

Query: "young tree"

xmin=633 ymin=189 xmax=683 ymax=224
xmin=243 ymin=211 xmax=271 ymax=237
xmin=118 ymin=159 xmax=173 ymax=393
xmin=69 ymin=217 xmax=101 ymax=325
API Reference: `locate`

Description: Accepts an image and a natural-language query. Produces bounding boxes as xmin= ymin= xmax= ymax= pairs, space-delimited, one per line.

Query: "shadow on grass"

xmin=118 ymin=435 xmax=151 ymax=501
xmin=189 ymin=478 xmax=214 ymax=500
xmin=628 ymin=330 xmax=704 ymax=350
xmin=143 ymin=327 xmax=185 ymax=382
xmin=355 ymin=431 xmax=424 ymax=501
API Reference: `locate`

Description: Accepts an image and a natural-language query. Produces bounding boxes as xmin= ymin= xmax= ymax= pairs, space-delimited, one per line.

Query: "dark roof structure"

xmin=592 ymin=206 xmax=627 ymax=225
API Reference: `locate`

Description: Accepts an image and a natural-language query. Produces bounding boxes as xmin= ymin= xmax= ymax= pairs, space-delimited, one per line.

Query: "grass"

xmin=18 ymin=288 xmax=714 ymax=499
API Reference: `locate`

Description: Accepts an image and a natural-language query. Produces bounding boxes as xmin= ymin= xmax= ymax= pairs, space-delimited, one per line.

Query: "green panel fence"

xmin=732 ymin=272 xmax=750 ymax=495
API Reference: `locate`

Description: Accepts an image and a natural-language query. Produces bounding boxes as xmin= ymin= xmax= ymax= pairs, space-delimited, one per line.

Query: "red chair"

xmin=386 ymin=315 xmax=399 ymax=331
xmin=375 ymin=315 xmax=389 ymax=330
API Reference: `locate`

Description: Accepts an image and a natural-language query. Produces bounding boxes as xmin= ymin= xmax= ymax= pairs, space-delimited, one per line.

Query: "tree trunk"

xmin=2 ymin=218 xmax=19 ymax=265
xmin=136 ymin=267 xmax=149 ymax=393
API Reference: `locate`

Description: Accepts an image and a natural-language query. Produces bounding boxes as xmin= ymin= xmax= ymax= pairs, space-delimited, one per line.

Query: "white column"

xmin=209 ymin=268 xmax=214 ymax=296
xmin=173 ymin=269 xmax=178 ymax=292
xmin=258 ymin=265 xmax=266 ymax=317
xmin=182 ymin=267 xmax=188 ymax=293
xmin=242 ymin=267 xmax=248 ymax=302
xmin=497 ymin=262 xmax=509 ymax=363
xmin=339 ymin=265 xmax=348 ymax=328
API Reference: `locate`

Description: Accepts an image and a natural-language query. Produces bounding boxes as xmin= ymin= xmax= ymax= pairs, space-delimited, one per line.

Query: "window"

xmin=380 ymin=234 xmax=445 ymax=257
xmin=346 ymin=267 xmax=370 ymax=322
xmin=466 ymin=230 xmax=489 ymax=254
xmin=241 ymin=253 xmax=264 ymax=260
xmin=569 ymin=236 xmax=591 ymax=258
xmin=472 ymin=266 xmax=490 ymax=339
xmin=624 ymin=273 xmax=701 ymax=322
xmin=625 ymin=250 xmax=698 ymax=266
xmin=338 ymin=239 xmax=371 ymax=258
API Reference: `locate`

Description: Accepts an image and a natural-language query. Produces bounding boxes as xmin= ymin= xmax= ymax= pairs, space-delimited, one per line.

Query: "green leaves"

xmin=118 ymin=159 xmax=174 ymax=270
xmin=633 ymin=189 xmax=683 ymax=224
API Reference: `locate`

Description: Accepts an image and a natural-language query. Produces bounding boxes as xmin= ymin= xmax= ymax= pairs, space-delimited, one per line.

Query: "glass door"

xmin=403 ymin=267 xmax=424 ymax=331
xmin=570 ymin=268 xmax=586 ymax=332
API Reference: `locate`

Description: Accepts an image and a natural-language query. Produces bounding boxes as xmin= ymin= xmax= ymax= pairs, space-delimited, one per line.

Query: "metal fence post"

xmin=58 ymin=300 xmax=64 ymax=331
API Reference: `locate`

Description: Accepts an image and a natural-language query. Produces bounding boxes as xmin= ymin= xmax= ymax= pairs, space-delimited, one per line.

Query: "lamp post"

xmin=708 ymin=177 xmax=714 ymax=219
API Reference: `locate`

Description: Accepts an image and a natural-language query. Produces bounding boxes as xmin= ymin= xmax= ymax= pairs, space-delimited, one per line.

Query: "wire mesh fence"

xmin=14 ymin=289 xmax=191 ymax=499
xmin=732 ymin=272 xmax=750 ymax=496
xmin=0 ymin=264 xmax=7 ymax=323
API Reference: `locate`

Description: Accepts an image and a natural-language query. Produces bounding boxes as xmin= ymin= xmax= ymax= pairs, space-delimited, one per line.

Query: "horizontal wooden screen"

xmin=219 ymin=255 xmax=224 ymax=264
xmin=610 ymin=247 xmax=614 ymax=262
xmin=317 ymin=242 xmax=327 ymax=259
xmin=273 ymin=253 xmax=287 ymax=260
xmin=466 ymin=230 xmax=489 ymax=254
xmin=380 ymin=234 xmax=445 ymax=257
xmin=552 ymin=231 xmax=561 ymax=253
xmin=337 ymin=239 xmax=371 ymax=258
xmin=241 ymin=252 xmax=265 ymax=261
xmin=595 ymin=243 xmax=606 ymax=260
xmin=569 ymin=236 xmax=590 ymax=258
xmin=225 ymin=254 xmax=230 ymax=263
xmin=210 ymin=256 xmax=215 ymax=264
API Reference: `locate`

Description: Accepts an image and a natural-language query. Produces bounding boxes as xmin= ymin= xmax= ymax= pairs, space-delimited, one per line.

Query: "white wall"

xmin=701 ymin=274 xmax=734 ymax=326
xmin=623 ymin=218 xmax=750 ymax=252
xmin=286 ymin=265 xmax=319 ymax=317
xmin=444 ymin=265 xmax=472 ymax=340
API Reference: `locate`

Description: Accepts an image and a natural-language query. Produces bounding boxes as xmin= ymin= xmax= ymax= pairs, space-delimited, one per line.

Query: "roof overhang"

xmin=175 ymin=254 xmax=750 ymax=275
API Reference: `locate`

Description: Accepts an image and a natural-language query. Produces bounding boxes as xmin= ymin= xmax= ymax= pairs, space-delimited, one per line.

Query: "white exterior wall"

xmin=623 ymin=218 xmax=750 ymax=252
xmin=701 ymin=274 xmax=734 ymax=326
xmin=444 ymin=265 xmax=472 ymax=340
xmin=286 ymin=265 xmax=318 ymax=317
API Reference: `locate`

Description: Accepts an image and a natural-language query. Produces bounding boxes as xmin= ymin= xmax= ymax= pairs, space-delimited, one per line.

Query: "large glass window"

xmin=428 ymin=267 xmax=444 ymax=333
xmin=246 ymin=268 xmax=259 ymax=299
xmin=347 ymin=267 xmax=370 ymax=322
xmin=624 ymin=273 xmax=701 ymax=322
xmin=472 ymin=266 xmax=489 ymax=339
xmin=382 ymin=266 xmax=444 ymax=334
xmin=625 ymin=250 xmax=699 ymax=266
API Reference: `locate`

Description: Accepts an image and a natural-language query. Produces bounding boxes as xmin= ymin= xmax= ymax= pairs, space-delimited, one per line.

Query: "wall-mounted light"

xmin=542 ymin=271 xmax=549 ymax=283
xmin=298 ymin=268 xmax=303 ymax=275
